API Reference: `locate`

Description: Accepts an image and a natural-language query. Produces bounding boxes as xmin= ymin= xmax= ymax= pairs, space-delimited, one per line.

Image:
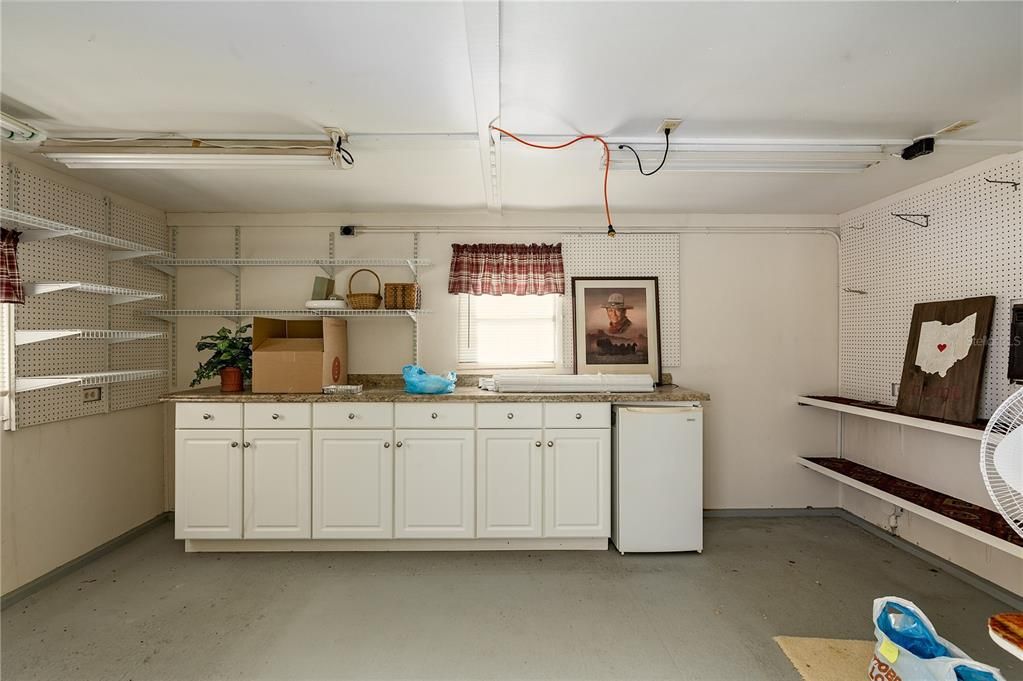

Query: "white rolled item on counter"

xmin=480 ymin=374 xmax=655 ymax=393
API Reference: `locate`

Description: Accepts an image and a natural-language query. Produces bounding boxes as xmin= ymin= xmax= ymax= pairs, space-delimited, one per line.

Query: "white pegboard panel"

xmin=1 ymin=162 xmax=170 ymax=428
xmin=840 ymin=154 xmax=1022 ymax=419
xmin=561 ymin=234 xmax=682 ymax=369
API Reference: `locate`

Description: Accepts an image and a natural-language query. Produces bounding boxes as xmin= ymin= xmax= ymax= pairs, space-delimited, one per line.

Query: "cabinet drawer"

xmin=477 ymin=403 xmax=542 ymax=429
xmin=244 ymin=403 xmax=311 ymax=429
xmin=395 ymin=403 xmax=475 ymax=429
xmin=176 ymin=403 xmax=243 ymax=429
xmin=544 ymin=403 xmax=610 ymax=429
xmin=313 ymin=403 xmax=394 ymax=429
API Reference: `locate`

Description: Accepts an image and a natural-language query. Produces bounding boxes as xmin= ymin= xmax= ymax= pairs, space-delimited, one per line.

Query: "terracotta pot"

xmin=219 ymin=366 xmax=244 ymax=393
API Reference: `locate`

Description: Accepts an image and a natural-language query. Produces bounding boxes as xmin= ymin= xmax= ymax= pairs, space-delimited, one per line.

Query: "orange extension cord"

xmin=490 ymin=126 xmax=614 ymax=232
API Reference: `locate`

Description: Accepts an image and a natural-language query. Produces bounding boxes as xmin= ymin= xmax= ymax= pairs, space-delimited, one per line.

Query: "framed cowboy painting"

xmin=571 ymin=277 xmax=662 ymax=382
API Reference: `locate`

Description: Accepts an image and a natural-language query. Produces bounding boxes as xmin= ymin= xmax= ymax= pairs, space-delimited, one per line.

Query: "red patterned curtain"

xmin=448 ymin=243 xmax=564 ymax=296
xmin=0 ymin=228 xmax=24 ymax=304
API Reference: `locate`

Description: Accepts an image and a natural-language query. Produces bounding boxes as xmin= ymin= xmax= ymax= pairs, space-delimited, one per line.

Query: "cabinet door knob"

xmin=575 ymin=413 xmax=582 ymax=420
xmin=396 ymin=441 xmax=404 ymax=448
xmin=535 ymin=441 xmax=542 ymax=447
xmin=231 ymin=441 xmax=239 ymax=448
xmin=431 ymin=412 xmax=438 ymax=419
xmin=507 ymin=412 xmax=514 ymax=419
xmin=271 ymin=413 xmax=280 ymax=420
xmin=348 ymin=413 xmax=356 ymax=420
xmin=547 ymin=441 xmax=554 ymax=447
xmin=202 ymin=413 xmax=212 ymax=420
xmin=384 ymin=442 xmax=391 ymax=449
xmin=243 ymin=442 xmax=251 ymax=448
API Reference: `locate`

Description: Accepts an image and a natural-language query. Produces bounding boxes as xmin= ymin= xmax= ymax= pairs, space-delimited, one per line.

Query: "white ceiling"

xmin=2 ymin=1 xmax=1021 ymax=216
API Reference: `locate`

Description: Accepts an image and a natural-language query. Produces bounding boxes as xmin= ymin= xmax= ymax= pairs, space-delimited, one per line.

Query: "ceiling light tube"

xmin=42 ymin=152 xmax=335 ymax=170
xmin=1 ymin=113 xmax=45 ymax=143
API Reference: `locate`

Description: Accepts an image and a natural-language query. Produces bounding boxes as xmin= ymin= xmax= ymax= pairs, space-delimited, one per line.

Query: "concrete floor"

xmin=2 ymin=517 xmax=1019 ymax=681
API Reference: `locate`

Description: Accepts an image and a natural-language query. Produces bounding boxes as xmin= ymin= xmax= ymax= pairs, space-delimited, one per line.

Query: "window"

xmin=457 ymin=294 xmax=560 ymax=368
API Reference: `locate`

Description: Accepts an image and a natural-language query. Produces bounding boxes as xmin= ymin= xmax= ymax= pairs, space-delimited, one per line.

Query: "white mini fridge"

xmin=612 ymin=404 xmax=704 ymax=553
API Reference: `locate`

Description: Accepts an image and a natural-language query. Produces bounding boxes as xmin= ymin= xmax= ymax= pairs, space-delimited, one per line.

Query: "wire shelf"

xmin=1 ymin=207 xmax=172 ymax=261
xmin=146 ymin=257 xmax=432 ymax=277
xmin=14 ymin=329 xmax=165 ymax=346
xmin=24 ymin=281 xmax=164 ymax=304
xmin=15 ymin=370 xmax=166 ymax=393
xmin=146 ymin=308 xmax=427 ymax=321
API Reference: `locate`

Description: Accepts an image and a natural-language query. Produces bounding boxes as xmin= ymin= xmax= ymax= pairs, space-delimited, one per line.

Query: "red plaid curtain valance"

xmin=0 ymin=228 xmax=24 ymax=304
xmin=448 ymin=243 xmax=565 ymax=296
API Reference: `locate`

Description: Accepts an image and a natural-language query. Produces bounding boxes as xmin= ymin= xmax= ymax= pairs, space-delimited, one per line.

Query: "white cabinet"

xmin=313 ymin=430 xmax=393 ymax=538
xmin=243 ymin=429 xmax=311 ymax=539
xmin=394 ymin=429 xmax=475 ymax=538
xmin=543 ymin=428 xmax=611 ymax=538
xmin=477 ymin=429 xmax=543 ymax=538
xmin=175 ymin=429 xmax=243 ymax=539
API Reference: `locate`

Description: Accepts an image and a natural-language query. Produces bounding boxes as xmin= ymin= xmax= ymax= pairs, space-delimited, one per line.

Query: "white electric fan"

xmin=981 ymin=387 xmax=1023 ymax=540
xmin=980 ymin=387 xmax=1023 ymax=662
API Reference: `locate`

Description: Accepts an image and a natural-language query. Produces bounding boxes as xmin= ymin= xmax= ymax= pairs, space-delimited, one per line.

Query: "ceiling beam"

xmin=462 ymin=0 xmax=501 ymax=212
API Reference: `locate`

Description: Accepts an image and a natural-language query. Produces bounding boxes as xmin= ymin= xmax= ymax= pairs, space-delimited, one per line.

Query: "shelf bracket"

xmin=891 ymin=213 xmax=929 ymax=228
xmin=216 ymin=265 xmax=241 ymax=277
xmin=148 ymin=262 xmax=177 ymax=277
xmin=109 ymin=249 xmax=168 ymax=262
xmin=17 ymin=227 xmax=85 ymax=243
xmin=318 ymin=265 xmax=336 ymax=277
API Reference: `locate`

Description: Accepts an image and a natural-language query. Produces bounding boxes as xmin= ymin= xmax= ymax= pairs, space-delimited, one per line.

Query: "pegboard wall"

xmin=561 ymin=234 xmax=682 ymax=369
xmin=1 ymin=161 xmax=170 ymax=429
xmin=839 ymin=153 xmax=1022 ymax=419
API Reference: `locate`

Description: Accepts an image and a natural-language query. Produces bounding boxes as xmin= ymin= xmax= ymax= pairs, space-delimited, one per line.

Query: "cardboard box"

xmin=251 ymin=317 xmax=348 ymax=393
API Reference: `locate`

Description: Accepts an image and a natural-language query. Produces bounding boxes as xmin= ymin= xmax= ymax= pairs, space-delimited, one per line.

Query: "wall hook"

xmin=891 ymin=213 xmax=929 ymax=228
xmin=984 ymin=177 xmax=1019 ymax=191
xmin=843 ymin=288 xmax=867 ymax=295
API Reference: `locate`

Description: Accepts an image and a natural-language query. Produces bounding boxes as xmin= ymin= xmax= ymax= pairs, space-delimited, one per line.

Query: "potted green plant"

xmin=191 ymin=325 xmax=253 ymax=392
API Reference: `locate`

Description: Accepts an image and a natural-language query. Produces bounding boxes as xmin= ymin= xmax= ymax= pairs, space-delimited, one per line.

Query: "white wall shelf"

xmin=1 ymin=207 xmax=171 ymax=261
xmin=25 ymin=281 xmax=164 ymax=305
xmin=796 ymin=457 xmax=1023 ymax=559
xmin=147 ymin=257 xmax=432 ymax=277
xmin=14 ymin=330 xmax=165 ymax=346
xmin=15 ymin=370 xmax=166 ymax=394
xmin=146 ymin=308 xmax=427 ymax=322
xmin=797 ymin=395 xmax=985 ymax=441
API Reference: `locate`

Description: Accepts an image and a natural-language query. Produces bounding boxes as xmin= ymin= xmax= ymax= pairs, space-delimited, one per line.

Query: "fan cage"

xmin=981 ymin=387 xmax=1023 ymax=539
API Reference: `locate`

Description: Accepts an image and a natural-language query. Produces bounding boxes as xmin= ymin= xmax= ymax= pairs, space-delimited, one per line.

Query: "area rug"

xmin=774 ymin=636 xmax=875 ymax=681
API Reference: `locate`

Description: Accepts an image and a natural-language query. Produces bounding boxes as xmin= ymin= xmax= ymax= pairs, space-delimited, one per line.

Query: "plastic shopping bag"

xmin=870 ymin=597 xmax=1005 ymax=681
xmin=402 ymin=364 xmax=456 ymax=395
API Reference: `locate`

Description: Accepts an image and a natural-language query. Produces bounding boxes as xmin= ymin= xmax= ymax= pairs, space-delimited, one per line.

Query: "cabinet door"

xmin=477 ymin=429 xmax=543 ymax=538
xmin=312 ymin=430 xmax=393 ymax=538
xmin=243 ymin=429 xmax=311 ymax=539
xmin=394 ymin=430 xmax=474 ymax=538
xmin=543 ymin=428 xmax=611 ymax=538
xmin=175 ymin=429 xmax=242 ymax=539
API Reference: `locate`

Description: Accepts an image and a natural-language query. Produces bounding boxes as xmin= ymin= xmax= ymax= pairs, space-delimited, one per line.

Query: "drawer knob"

xmin=384 ymin=442 xmax=391 ymax=448
xmin=271 ymin=413 xmax=280 ymax=420
xmin=231 ymin=441 xmax=239 ymax=448
xmin=348 ymin=413 xmax=356 ymax=420
xmin=431 ymin=412 xmax=438 ymax=419
xmin=202 ymin=413 xmax=212 ymax=420
xmin=547 ymin=440 xmax=554 ymax=447
xmin=396 ymin=441 xmax=404 ymax=448
xmin=535 ymin=441 xmax=542 ymax=447
xmin=243 ymin=442 xmax=251 ymax=448
xmin=507 ymin=412 xmax=514 ymax=419
xmin=575 ymin=413 xmax=582 ymax=420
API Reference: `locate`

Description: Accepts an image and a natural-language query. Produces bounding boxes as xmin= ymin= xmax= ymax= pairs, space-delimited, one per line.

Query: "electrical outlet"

xmin=83 ymin=386 xmax=102 ymax=403
xmin=657 ymin=119 xmax=683 ymax=135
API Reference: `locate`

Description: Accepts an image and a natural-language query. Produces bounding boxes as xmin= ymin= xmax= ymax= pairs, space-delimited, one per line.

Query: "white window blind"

xmin=457 ymin=294 xmax=560 ymax=367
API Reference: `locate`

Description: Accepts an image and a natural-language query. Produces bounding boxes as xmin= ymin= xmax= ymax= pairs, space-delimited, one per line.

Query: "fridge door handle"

xmin=620 ymin=407 xmax=702 ymax=414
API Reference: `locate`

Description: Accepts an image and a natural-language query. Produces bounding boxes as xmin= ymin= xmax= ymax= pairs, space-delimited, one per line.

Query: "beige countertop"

xmin=161 ymin=384 xmax=710 ymax=404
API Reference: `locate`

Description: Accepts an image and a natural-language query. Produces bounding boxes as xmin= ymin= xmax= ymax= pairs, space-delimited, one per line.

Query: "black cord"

xmin=335 ymin=137 xmax=355 ymax=166
xmin=618 ymin=128 xmax=671 ymax=176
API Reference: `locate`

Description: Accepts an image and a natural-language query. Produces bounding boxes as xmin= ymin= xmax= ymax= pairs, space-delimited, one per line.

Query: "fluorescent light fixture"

xmin=1 ymin=113 xmax=45 ymax=143
xmin=624 ymin=159 xmax=880 ymax=174
xmin=607 ymin=142 xmax=888 ymax=174
xmin=43 ymin=152 xmax=334 ymax=170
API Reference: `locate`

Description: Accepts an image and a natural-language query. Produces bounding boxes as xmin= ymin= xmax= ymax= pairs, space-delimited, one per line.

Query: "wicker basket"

xmin=346 ymin=268 xmax=382 ymax=310
xmin=384 ymin=283 xmax=422 ymax=310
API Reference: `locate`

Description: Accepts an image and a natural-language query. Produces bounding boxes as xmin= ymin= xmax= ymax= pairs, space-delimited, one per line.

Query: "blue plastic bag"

xmin=402 ymin=364 xmax=456 ymax=395
xmin=871 ymin=597 xmax=1005 ymax=681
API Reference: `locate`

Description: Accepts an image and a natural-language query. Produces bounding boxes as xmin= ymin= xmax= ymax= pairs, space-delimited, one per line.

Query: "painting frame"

xmin=571 ymin=276 xmax=662 ymax=383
